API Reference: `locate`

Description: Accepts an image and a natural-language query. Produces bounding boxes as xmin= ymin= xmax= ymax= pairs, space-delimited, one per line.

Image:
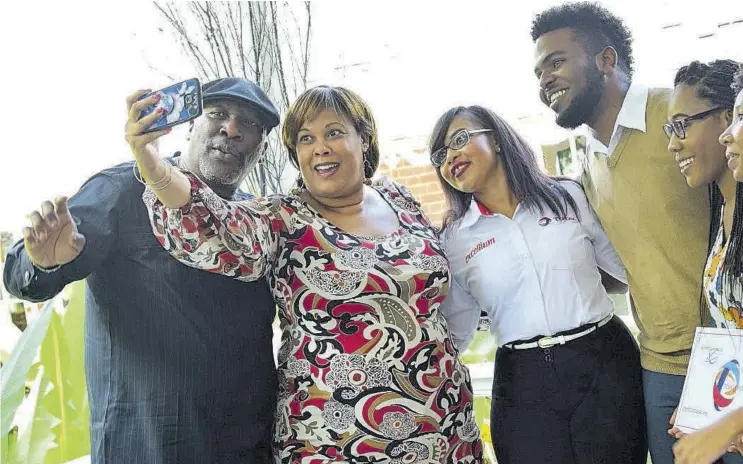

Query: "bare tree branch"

xmin=269 ymin=2 xmax=290 ymax=109
xmin=247 ymin=2 xmax=262 ymax=85
xmin=152 ymin=1 xmax=311 ymax=194
xmin=154 ymin=2 xmax=215 ymax=79
xmin=304 ymin=2 xmax=312 ymax=88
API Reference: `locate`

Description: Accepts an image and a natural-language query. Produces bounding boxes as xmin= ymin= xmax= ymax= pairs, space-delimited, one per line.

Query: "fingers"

xmin=24 ymin=198 xmax=70 ymax=242
xmin=124 ymin=88 xmax=172 ymax=155
xmin=126 ymin=102 xmax=166 ymax=138
xmin=125 ymin=89 xmax=152 ymax=112
xmin=41 ymin=200 xmax=58 ymax=227
xmin=22 ymin=226 xmax=36 ymax=245
xmin=27 ymin=211 xmax=47 ymax=239
xmin=127 ymin=94 xmax=161 ymax=127
xmin=54 ymin=196 xmax=70 ymax=217
xmin=138 ymin=107 xmax=166 ymax=133
xmin=670 ymin=407 xmax=678 ymax=424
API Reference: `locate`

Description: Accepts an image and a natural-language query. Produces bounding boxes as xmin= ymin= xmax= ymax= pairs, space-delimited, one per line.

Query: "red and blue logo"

xmin=713 ymin=359 xmax=741 ymax=411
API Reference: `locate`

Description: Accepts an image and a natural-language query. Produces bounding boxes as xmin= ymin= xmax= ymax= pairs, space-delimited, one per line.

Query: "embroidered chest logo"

xmin=538 ymin=215 xmax=578 ymax=227
xmin=465 ymin=238 xmax=496 ymax=263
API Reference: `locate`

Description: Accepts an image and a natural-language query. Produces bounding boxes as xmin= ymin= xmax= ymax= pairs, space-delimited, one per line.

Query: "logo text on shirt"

xmin=538 ymin=216 xmax=577 ymax=227
xmin=465 ymin=238 xmax=496 ymax=263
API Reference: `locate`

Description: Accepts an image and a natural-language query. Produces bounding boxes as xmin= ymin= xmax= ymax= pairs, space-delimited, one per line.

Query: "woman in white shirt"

xmin=430 ymin=105 xmax=646 ymax=464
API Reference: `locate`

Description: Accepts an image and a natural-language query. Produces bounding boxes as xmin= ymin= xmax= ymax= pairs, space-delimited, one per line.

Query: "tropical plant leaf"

xmin=2 ymin=423 xmax=18 ymax=464
xmin=10 ymin=367 xmax=59 ymax=464
xmin=61 ymin=281 xmax=85 ymax=380
xmin=460 ymin=331 xmax=497 ymax=365
xmin=59 ymin=281 xmax=90 ymax=454
xmin=0 ymin=301 xmax=54 ymax=436
xmin=40 ymin=306 xmax=89 ymax=464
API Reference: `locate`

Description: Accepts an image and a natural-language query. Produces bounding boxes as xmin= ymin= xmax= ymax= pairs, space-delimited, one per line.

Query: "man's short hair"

xmin=531 ymin=1 xmax=635 ymax=78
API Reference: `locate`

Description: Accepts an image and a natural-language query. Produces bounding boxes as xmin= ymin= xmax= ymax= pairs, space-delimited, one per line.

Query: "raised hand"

xmin=23 ymin=197 xmax=85 ymax=269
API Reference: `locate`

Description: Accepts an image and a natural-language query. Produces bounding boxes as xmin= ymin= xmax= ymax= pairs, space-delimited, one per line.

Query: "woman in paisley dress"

xmin=669 ymin=62 xmax=743 ymax=464
xmin=126 ymin=84 xmax=483 ymax=463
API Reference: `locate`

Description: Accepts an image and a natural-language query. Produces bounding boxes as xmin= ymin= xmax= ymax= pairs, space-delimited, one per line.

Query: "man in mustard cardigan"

xmin=531 ymin=3 xmax=709 ymax=464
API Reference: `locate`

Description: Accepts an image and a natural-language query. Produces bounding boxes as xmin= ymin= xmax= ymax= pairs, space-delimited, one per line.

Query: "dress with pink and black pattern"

xmin=143 ymin=171 xmax=483 ymax=463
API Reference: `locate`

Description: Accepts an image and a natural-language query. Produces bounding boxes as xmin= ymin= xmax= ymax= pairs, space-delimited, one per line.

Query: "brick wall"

xmin=377 ymin=159 xmax=446 ymax=226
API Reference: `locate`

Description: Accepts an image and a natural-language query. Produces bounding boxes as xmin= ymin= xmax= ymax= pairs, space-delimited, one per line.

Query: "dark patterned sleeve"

xmin=142 ymin=170 xmax=288 ymax=282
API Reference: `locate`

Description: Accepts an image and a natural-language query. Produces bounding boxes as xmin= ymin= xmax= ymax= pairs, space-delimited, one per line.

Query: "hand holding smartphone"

xmin=138 ymin=78 xmax=203 ymax=134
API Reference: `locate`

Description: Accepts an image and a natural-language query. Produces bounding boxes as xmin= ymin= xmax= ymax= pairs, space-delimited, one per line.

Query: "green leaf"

xmin=459 ymin=331 xmax=497 ymax=365
xmin=40 ymin=305 xmax=89 ymax=464
xmin=10 ymin=367 xmax=59 ymax=464
xmin=2 ymin=423 xmax=18 ymax=464
xmin=60 ymin=281 xmax=89 ymax=440
xmin=0 ymin=301 xmax=54 ymax=436
xmin=61 ymin=282 xmax=85 ymax=377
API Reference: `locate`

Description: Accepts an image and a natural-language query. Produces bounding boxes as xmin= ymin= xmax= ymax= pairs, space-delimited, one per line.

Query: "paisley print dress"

xmin=143 ymin=171 xmax=483 ymax=463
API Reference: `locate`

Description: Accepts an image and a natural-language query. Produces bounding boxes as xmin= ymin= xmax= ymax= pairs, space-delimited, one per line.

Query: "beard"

xmin=194 ymin=139 xmax=263 ymax=192
xmin=555 ymin=69 xmax=604 ymax=129
xmin=198 ymin=151 xmax=249 ymax=186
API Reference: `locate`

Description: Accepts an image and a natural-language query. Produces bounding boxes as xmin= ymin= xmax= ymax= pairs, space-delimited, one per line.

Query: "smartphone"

xmin=138 ymin=78 xmax=202 ymax=134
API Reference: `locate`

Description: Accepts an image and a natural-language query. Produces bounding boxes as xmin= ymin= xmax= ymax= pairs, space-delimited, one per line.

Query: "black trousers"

xmin=490 ymin=316 xmax=647 ymax=464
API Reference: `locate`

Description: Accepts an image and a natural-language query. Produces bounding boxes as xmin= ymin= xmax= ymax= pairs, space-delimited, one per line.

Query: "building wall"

xmin=377 ymin=159 xmax=446 ymax=226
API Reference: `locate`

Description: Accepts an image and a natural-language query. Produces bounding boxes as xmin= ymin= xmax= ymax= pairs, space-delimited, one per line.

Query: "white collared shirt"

xmin=583 ymin=82 xmax=649 ymax=156
xmin=440 ymin=180 xmax=626 ymax=349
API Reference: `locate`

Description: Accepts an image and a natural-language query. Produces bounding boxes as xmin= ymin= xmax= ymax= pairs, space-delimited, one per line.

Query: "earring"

xmin=290 ymin=176 xmax=305 ymax=196
xmin=363 ymin=158 xmax=373 ymax=185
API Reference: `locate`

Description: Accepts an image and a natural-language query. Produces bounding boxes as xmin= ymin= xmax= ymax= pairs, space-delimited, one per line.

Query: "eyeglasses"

xmin=430 ymin=128 xmax=493 ymax=167
xmin=663 ymin=107 xmax=725 ymax=140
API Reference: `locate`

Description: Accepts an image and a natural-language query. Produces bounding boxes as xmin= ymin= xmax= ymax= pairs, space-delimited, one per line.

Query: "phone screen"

xmin=139 ymin=78 xmax=202 ymax=134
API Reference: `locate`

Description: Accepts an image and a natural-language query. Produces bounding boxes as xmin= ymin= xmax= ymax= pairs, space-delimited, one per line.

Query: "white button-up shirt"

xmin=440 ymin=180 xmax=626 ymax=350
xmin=583 ymin=82 xmax=649 ymax=157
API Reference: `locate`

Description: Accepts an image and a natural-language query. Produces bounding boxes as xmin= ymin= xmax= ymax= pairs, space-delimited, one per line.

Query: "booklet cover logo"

xmin=713 ymin=359 xmax=740 ymax=411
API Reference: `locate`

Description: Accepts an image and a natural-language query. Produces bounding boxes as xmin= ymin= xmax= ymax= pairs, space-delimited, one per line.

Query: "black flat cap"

xmin=202 ymin=77 xmax=280 ymax=131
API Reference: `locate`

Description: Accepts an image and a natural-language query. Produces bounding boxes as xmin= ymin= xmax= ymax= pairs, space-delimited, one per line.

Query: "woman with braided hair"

xmin=664 ymin=60 xmax=743 ymax=464
xmin=722 ymin=66 xmax=743 ymax=184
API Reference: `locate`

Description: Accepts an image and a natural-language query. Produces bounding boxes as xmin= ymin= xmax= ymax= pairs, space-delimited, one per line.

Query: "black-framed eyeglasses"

xmin=430 ymin=128 xmax=493 ymax=167
xmin=663 ymin=107 xmax=725 ymax=140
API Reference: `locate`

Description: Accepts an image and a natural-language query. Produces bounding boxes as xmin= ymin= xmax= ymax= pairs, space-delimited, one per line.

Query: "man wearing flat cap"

xmin=4 ymin=77 xmax=280 ymax=464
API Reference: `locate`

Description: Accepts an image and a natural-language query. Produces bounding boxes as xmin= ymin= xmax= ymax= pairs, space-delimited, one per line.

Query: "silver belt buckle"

xmin=537 ymin=336 xmax=560 ymax=349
